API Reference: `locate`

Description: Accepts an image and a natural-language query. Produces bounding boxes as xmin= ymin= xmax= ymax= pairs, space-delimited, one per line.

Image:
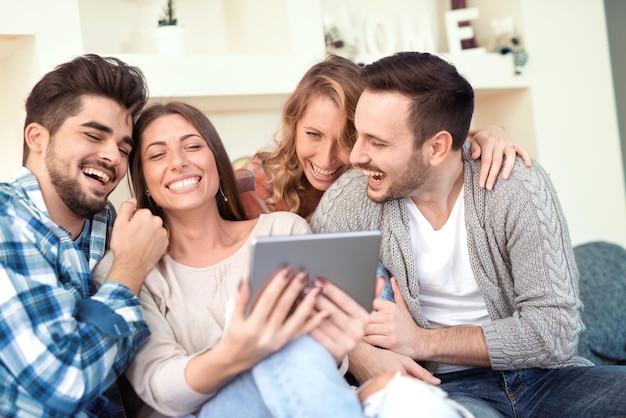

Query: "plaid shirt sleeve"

xmin=236 ymin=156 xmax=289 ymax=218
xmin=0 ymin=173 xmax=150 ymax=417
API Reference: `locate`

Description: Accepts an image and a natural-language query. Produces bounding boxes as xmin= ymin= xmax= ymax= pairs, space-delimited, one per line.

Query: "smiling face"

xmin=37 ymin=95 xmax=132 ymax=218
xmin=295 ymin=95 xmax=351 ymax=192
xmin=351 ymin=90 xmax=431 ymax=203
xmin=139 ymin=113 xmax=218 ymax=214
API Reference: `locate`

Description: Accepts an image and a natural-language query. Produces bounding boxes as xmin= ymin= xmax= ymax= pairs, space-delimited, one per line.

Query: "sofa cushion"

xmin=574 ymin=241 xmax=626 ymax=364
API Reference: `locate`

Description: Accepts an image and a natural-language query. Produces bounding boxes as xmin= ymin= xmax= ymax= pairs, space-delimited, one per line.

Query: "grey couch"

xmin=575 ymin=241 xmax=626 ymax=365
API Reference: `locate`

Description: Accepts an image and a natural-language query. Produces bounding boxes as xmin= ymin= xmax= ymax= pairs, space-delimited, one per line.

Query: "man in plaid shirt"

xmin=0 ymin=54 xmax=168 ymax=417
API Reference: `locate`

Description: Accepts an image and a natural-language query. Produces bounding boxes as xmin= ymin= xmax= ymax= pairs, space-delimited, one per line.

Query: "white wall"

xmin=518 ymin=0 xmax=626 ymax=248
xmin=0 ymin=0 xmax=84 ymax=181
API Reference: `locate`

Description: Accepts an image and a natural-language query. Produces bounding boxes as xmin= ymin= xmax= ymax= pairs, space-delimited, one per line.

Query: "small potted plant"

xmin=154 ymin=0 xmax=186 ymax=54
xmin=158 ymin=0 xmax=177 ymax=26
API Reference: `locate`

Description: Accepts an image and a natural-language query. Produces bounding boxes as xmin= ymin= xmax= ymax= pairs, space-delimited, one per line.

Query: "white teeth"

xmin=82 ymin=167 xmax=110 ymax=183
xmin=311 ymin=163 xmax=339 ymax=177
xmin=360 ymin=169 xmax=385 ymax=179
xmin=167 ymin=177 xmax=199 ymax=191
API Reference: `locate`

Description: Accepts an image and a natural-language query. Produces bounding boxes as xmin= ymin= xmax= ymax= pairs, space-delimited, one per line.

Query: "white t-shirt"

xmin=405 ymin=186 xmax=490 ymax=373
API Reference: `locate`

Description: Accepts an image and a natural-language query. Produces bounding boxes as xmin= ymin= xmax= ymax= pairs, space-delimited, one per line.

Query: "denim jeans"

xmin=437 ymin=366 xmax=626 ymax=417
xmin=196 ymin=335 xmax=363 ymax=417
xmin=377 ymin=262 xmax=394 ymax=302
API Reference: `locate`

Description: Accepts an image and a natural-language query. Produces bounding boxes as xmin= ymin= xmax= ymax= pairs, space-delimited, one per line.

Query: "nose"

xmin=169 ymin=149 xmax=189 ymax=170
xmin=318 ymin=139 xmax=337 ymax=167
xmin=349 ymin=136 xmax=368 ymax=165
xmin=99 ymin=139 xmax=123 ymax=166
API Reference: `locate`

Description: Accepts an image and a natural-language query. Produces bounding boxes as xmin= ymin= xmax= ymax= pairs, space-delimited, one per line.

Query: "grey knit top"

xmin=311 ymin=148 xmax=593 ymax=371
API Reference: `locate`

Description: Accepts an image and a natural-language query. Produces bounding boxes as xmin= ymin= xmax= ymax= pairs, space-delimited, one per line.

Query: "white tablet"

xmin=248 ymin=230 xmax=382 ymax=313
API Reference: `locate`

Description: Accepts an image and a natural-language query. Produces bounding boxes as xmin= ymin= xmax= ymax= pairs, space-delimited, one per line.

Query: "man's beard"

xmin=45 ymin=145 xmax=113 ymax=218
xmin=363 ymin=149 xmax=430 ymax=203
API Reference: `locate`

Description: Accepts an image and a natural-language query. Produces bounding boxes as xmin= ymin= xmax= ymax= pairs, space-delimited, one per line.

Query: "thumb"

xmin=116 ymin=198 xmax=137 ymax=222
xmin=391 ymin=277 xmax=409 ymax=310
xmin=406 ymin=362 xmax=441 ymax=386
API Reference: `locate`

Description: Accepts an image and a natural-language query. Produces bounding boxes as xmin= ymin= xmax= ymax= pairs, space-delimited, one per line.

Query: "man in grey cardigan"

xmin=311 ymin=51 xmax=626 ymax=417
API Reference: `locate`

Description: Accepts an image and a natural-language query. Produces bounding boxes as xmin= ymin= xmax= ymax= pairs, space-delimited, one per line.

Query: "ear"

xmin=424 ymin=131 xmax=453 ymax=167
xmin=24 ymin=123 xmax=48 ymax=154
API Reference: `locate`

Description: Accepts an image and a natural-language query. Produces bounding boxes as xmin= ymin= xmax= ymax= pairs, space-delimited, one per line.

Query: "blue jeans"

xmin=437 ymin=366 xmax=626 ymax=417
xmin=376 ymin=262 xmax=394 ymax=303
xmin=196 ymin=335 xmax=363 ymax=417
xmin=377 ymin=262 xmax=626 ymax=416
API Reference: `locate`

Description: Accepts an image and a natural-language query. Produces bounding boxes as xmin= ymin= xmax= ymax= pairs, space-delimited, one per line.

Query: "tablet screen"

xmin=248 ymin=230 xmax=382 ymax=313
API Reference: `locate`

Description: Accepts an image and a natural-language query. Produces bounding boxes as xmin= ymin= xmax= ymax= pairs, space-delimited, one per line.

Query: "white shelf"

xmin=115 ymin=51 xmax=528 ymax=106
xmin=439 ymin=52 xmax=529 ymax=90
xmin=117 ymin=53 xmax=322 ymax=99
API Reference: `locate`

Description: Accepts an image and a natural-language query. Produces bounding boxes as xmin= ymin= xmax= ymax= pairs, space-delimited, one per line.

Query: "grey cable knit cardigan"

xmin=311 ymin=147 xmax=593 ymax=371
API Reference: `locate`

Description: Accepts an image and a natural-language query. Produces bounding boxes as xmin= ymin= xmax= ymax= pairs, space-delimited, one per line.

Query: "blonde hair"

xmin=256 ymin=55 xmax=363 ymax=215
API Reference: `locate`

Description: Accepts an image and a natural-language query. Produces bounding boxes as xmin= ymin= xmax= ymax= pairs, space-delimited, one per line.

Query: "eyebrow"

xmin=143 ymin=133 xmax=203 ymax=154
xmin=81 ymin=121 xmax=133 ymax=148
xmin=81 ymin=121 xmax=112 ymax=133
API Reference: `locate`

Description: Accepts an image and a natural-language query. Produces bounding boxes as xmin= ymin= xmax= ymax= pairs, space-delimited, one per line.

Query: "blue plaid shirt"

xmin=0 ymin=168 xmax=150 ymax=417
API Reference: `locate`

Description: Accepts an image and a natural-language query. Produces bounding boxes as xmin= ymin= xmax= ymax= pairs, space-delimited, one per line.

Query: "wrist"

xmin=106 ymin=261 xmax=147 ymax=295
xmin=348 ymin=342 xmax=375 ymax=384
xmin=413 ymin=327 xmax=436 ymax=361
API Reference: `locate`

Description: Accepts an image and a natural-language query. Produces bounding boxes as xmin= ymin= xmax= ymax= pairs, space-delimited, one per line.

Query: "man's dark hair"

xmin=361 ymin=51 xmax=474 ymax=150
xmin=23 ymin=54 xmax=149 ymax=163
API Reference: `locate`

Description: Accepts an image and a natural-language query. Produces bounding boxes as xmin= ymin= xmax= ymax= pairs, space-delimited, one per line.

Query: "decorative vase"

xmin=154 ymin=25 xmax=186 ymax=55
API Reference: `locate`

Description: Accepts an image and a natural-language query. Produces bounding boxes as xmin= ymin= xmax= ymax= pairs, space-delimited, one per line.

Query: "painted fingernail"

xmin=282 ymin=266 xmax=292 ymax=279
